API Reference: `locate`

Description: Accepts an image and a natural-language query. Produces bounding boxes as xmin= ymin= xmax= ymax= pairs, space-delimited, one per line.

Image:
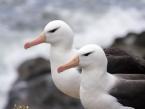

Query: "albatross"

xmin=58 ymin=44 xmax=145 ymax=109
xmin=24 ymin=20 xmax=80 ymax=98
xmin=24 ymin=20 xmax=145 ymax=99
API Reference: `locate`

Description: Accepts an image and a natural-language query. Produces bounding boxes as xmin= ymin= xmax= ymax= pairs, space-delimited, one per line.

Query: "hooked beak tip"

xmin=57 ymin=66 xmax=65 ymax=73
xmin=24 ymin=42 xmax=31 ymax=49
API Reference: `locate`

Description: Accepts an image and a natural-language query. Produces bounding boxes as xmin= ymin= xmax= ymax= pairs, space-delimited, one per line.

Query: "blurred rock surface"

xmin=5 ymin=57 xmax=83 ymax=109
xmin=111 ymin=31 xmax=145 ymax=58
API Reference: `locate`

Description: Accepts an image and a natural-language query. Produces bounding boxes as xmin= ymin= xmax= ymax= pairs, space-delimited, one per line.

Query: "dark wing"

xmin=109 ymin=78 xmax=145 ymax=109
xmin=104 ymin=48 xmax=129 ymax=56
xmin=114 ymin=74 xmax=145 ymax=80
xmin=104 ymin=48 xmax=145 ymax=74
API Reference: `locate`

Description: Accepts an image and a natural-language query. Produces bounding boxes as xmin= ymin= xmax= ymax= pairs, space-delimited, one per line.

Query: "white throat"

xmin=81 ymin=65 xmax=111 ymax=91
xmin=79 ymin=64 xmax=130 ymax=109
xmin=49 ymin=42 xmax=80 ymax=98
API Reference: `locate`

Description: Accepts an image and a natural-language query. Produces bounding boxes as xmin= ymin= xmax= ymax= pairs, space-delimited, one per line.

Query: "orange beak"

xmin=57 ymin=55 xmax=79 ymax=73
xmin=24 ymin=32 xmax=46 ymax=49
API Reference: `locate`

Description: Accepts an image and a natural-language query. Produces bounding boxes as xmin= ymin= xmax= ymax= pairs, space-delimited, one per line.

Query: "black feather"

xmin=48 ymin=27 xmax=60 ymax=33
xmin=83 ymin=52 xmax=93 ymax=56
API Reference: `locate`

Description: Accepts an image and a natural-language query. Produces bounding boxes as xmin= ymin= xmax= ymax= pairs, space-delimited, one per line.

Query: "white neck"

xmin=80 ymin=68 xmax=133 ymax=109
xmin=49 ymin=43 xmax=80 ymax=98
xmin=81 ymin=67 xmax=116 ymax=92
xmin=50 ymin=43 xmax=73 ymax=69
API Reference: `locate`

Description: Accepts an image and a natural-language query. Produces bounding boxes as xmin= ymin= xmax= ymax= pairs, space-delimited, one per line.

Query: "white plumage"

xmin=24 ymin=20 xmax=80 ymax=98
xmin=58 ymin=44 xmax=134 ymax=109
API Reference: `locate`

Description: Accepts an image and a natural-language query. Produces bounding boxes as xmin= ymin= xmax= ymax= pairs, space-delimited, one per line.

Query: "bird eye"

xmin=48 ymin=27 xmax=60 ymax=33
xmin=82 ymin=52 xmax=93 ymax=56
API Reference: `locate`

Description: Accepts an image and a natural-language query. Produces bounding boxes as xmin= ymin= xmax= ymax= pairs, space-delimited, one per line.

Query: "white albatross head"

xmin=57 ymin=44 xmax=108 ymax=73
xmin=24 ymin=20 xmax=73 ymax=49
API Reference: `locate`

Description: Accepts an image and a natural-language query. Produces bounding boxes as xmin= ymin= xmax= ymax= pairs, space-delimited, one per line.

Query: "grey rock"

xmin=17 ymin=57 xmax=51 ymax=81
xmin=5 ymin=57 xmax=83 ymax=109
xmin=111 ymin=31 xmax=145 ymax=58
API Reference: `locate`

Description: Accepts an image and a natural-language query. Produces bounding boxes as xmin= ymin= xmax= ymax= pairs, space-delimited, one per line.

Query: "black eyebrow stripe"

xmin=83 ymin=52 xmax=93 ymax=56
xmin=48 ymin=26 xmax=60 ymax=33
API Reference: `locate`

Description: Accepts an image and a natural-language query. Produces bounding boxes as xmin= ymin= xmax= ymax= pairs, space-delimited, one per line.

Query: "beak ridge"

xmin=24 ymin=32 xmax=46 ymax=49
xmin=57 ymin=55 xmax=79 ymax=73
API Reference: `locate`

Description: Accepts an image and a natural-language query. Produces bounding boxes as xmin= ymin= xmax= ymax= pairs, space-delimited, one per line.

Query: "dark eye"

xmin=82 ymin=52 xmax=93 ymax=56
xmin=48 ymin=27 xmax=60 ymax=33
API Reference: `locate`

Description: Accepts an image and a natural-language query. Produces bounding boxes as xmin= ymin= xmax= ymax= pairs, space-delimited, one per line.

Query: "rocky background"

xmin=111 ymin=31 xmax=145 ymax=58
xmin=5 ymin=31 xmax=145 ymax=109
xmin=5 ymin=57 xmax=83 ymax=109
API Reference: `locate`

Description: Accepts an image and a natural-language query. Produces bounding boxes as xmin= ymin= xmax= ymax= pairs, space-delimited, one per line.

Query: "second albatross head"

xmin=57 ymin=44 xmax=108 ymax=73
